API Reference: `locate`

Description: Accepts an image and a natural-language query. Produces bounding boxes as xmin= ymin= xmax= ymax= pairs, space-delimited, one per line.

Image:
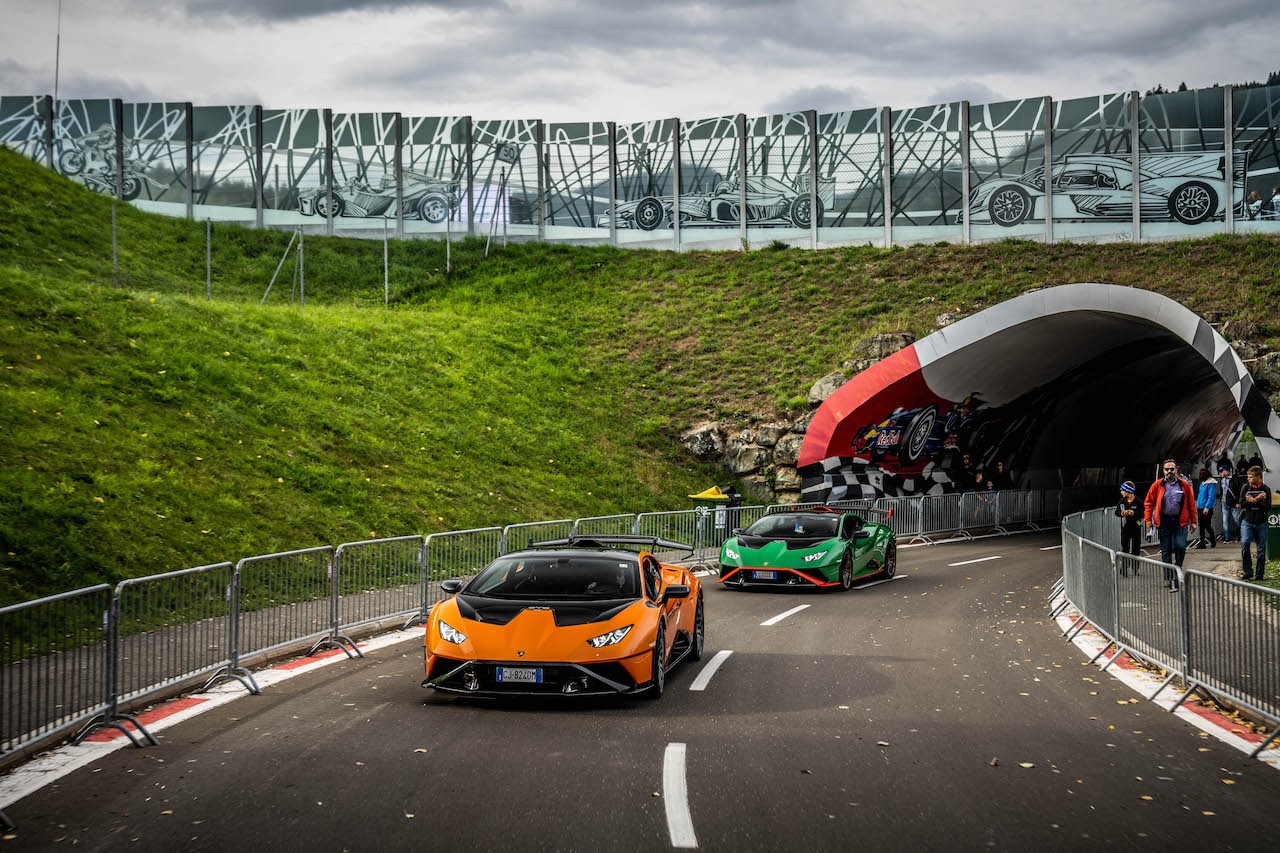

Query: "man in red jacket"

xmin=1144 ymin=459 xmax=1196 ymax=592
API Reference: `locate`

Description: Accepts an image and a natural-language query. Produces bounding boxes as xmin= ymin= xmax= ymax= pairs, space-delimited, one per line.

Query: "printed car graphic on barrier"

xmin=852 ymin=394 xmax=995 ymax=469
xmin=963 ymin=151 xmax=1248 ymax=227
xmin=599 ymin=175 xmax=834 ymax=230
xmin=298 ymin=172 xmax=460 ymax=222
xmin=422 ymin=536 xmax=703 ymax=698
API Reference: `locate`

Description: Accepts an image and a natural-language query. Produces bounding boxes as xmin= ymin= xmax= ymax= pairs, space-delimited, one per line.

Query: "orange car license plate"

xmin=753 ymin=570 xmax=776 ymax=580
xmin=496 ymin=666 xmax=542 ymax=684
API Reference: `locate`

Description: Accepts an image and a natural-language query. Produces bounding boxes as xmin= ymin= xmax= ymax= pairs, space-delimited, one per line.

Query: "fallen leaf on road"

xmin=1140 ymin=795 xmax=1153 ymax=801
xmin=160 ymin=810 xmax=173 ymax=816
xmin=1203 ymin=811 xmax=1216 ymax=816
xmin=413 ymin=748 xmax=428 ymax=753
xmin=876 ymin=741 xmax=890 ymax=747
xmin=1019 ymin=762 xmax=1034 ymax=769
xmin=989 ymin=758 xmax=999 ymax=767
xmin=404 ymin=813 xmax=415 ymax=819
xmin=1222 ymin=780 xmax=1236 ymax=785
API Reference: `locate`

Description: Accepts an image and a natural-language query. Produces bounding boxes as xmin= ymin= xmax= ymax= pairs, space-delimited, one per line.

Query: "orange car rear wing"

xmin=528 ymin=535 xmax=693 ymax=555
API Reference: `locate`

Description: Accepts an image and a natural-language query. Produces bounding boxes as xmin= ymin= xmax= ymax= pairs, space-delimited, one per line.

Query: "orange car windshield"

xmin=467 ymin=555 xmax=641 ymax=599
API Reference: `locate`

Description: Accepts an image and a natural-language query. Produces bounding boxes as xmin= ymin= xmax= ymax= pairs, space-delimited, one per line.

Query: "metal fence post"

xmin=383 ymin=216 xmax=389 ymax=305
xmin=1042 ymin=95 xmax=1053 ymax=243
xmin=111 ymin=203 xmax=118 ymax=287
xmin=671 ymin=118 xmax=682 ymax=251
xmin=253 ymin=105 xmax=264 ymax=228
xmin=881 ymin=105 xmax=892 ymax=247
xmin=737 ymin=112 xmax=749 ymax=249
xmin=608 ymin=120 xmax=618 ymax=247
xmin=205 ymin=218 xmax=211 ymax=298
xmin=1130 ymin=90 xmax=1141 ymax=240
xmin=42 ymin=93 xmax=55 ymax=170
xmin=960 ymin=100 xmax=970 ymax=243
xmin=185 ymin=102 xmax=194 ymax=220
xmin=112 ymin=98 xmax=124 ymax=201
xmin=536 ymin=119 xmax=546 ymax=242
xmin=324 ymin=108 xmax=335 ymax=237
xmin=394 ymin=111 xmax=404 ymax=238
xmin=1224 ymin=85 xmax=1235 ymax=235
xmin=464 ymin=116 xmax=475 ymax=238
xmin=807 ymin=108 xmax=819 ymax=248
xmin=71 ymin=591 xmax=156 ymax=748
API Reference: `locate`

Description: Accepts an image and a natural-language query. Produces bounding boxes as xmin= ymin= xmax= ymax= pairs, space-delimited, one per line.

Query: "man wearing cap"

xmin=1144 ymin=459 xmax=1196 ymax=592
xmin=1219 ymin=462 xmax=1239 ymax=542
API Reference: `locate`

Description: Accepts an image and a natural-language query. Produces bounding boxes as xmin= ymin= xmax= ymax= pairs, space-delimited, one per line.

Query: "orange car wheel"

xmin=644 ymin=620 xmax=666 ymax=699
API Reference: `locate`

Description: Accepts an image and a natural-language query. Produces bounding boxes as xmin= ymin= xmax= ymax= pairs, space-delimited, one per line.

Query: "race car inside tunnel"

xmin=798 ymin=283 xmax=1280 ymax=500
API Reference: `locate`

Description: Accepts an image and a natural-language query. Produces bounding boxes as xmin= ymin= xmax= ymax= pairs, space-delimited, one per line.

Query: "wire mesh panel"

xmin=424 ymin=528 xmax=503 ymax=609
xmin=1061 ymin=528 xmax=1085 ymax=609
xmin=121 ymin=101 xmax=188 ymax=211
xmin=891 ymin=101 xmax=963 ymax=243
xmin=1079 ymin=539 xmax=1119 ymax=639
xmin=1185 ymin=572 xmax=1280 ymax=720
xmin=875 ymin=496 xmax=922 ymax=539
xmin=572 ymin=514 xmax=637 ymax=537
xmin=745 ymin=112 xmax=817 ymax=248
xmin=113 ymin=563 xmax=234 ymax=707
xmin=329 ymin=111 xmax=402 ymax=237
xmin=614 ymin=118 xmax=675 ymax=247
xmin=634 ymin=510 xmax=700 ymax=549
xmin=191 ymin=105 xmax=259 ymax=224
xmin=678 ymin=114 xmax=745 ymax=250
xmin=545 ymin=121 xmax=611 ymax=243
xmin=1050 ymin=92 xmax=1134 ymax=241
xmin=968 ymin=96 xmax=1048 ymax=242
xmin=919 ymin=494 xmax=963 ymax=539
xmin=400 ymin=114 xmax=468 ymax=237
xmin=235 ymin=547 xmax=335 ymax=662
xmin=1233 ymin=83 xmax=1280 ymax=234
xmin=502 ymin=520 xmax=573 ymax=552
xmin=1 ymin=586 xmax=112 ymax=760
xmin=817 ymin=107 xmax=883 ymax=245
xmin=473 ymin=119 xmax=540 ymax=241
xmin=1115 ymin=552 xmax=1186 ymax=675
xmin=0 ymin=95 xmax=48 ymax=163
xmin=1138 ymin=87 xmax=1231 ymax=240
xmin=334 ymin=536 xmax=425 ymax=632
xmin=997 ymin=489 xmax=1032 ymax=531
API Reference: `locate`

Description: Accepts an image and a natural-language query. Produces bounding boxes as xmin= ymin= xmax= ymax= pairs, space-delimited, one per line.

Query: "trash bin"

xmin=1268 ymin=498 xmax=1279 ymax=571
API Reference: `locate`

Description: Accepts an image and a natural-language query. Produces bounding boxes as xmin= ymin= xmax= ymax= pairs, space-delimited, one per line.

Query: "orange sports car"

xmin=422 ymin=536 xmax=704 ymax=698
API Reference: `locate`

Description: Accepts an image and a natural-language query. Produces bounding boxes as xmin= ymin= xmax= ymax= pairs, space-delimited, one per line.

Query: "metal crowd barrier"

xmin=1058 ymin=506 xmax=1280 ymax=758
xmin=3 ymin=490 xmax=1075 ymax=766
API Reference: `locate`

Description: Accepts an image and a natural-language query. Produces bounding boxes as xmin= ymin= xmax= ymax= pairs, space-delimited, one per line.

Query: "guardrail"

xmin=1058 ymin=506 xmax=1280 ymax=759
xmin=2 ymin=486 xmax=1096 ymax=766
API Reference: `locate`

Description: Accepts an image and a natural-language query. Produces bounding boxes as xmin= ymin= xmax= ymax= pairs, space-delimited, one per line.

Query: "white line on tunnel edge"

xmin=1039 ymin=545 xmax=1063 ymax=551
xmin=690 ymin=650 xmax=733 ymax=691
xmin=948 ymin=555 xmax=1003 ymax=566
xmin=664 ymin=743 xmax=698 ymax=849
xmin=760 ymin=604 xmax=810 ymax=626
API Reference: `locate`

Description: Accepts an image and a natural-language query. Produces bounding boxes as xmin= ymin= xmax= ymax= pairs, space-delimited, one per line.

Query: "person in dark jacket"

xmin=1238 ymin=466 xmax=1273 ymax=582
xmin=1219 ymin=463 xmax=1239 ymax=542
xmin=1144 ymin=459 xmax=1196 ymax=592
xmin=1114 ymin=481 xmax=1143 ymax=575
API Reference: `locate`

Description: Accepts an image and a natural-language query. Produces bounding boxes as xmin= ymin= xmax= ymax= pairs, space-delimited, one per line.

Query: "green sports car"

xmin=717 ymin=506 xmax=897 ymax=590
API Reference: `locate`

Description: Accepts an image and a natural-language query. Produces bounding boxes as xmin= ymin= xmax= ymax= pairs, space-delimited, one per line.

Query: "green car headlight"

xmin=802 ymin=549 xmax=829 ymax=564
xmin=438 ymin=620 xmax=468 ymax=644
xmin=587 ymin=625 xmax=633 ymax=648
xmin=723 ymin=546 xmax=740 ymax=561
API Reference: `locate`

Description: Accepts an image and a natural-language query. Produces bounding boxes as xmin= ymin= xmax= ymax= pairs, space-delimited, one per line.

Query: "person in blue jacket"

xmin=1195 ymin=466 xmax=1218 ymax=548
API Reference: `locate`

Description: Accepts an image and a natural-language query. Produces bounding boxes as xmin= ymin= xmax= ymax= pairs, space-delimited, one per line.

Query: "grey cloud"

xmin=170 ymin=0 xmax=494 ymax=22
xmin=760 ymin=85 xmax=873 ymax=115
xmin=924 ymin=81 xmax=1006 ymax=108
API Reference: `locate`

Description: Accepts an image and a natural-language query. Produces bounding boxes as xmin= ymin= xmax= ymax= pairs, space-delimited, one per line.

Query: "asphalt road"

xmin=6 ymin=532 xmax=1280 ymax=851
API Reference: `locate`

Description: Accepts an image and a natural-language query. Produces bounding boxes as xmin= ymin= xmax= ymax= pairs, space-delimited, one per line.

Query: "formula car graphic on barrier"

xmin=599 ymin=174 xmax=834 ymax=230
xmin=963 ymin=151 xmax=1248 ymax=227
xmin=422 ymin=536 xmax=703 ymax=698
xmin=56 ymin=125 xmax=162 ymax=201
xmin=297 ymin=171 xmax=460 ymax=222
xmin=851 ymin=394 xmax=994 ymax=469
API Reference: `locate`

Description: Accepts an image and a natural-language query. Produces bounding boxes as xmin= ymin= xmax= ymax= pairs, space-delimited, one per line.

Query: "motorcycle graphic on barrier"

xmin=57 ymin=125 xmax=162 ymax=201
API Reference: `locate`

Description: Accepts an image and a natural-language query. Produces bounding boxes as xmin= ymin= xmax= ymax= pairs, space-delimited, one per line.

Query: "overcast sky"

xmin=2 ymin=0 xmax=1277 ymax=123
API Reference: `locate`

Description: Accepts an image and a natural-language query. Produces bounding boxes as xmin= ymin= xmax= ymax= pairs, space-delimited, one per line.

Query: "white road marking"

xmin=689 ymin=650 xmax=733 ymax=691
xmin=664 ymin=743 xmax=698 ymax=849
xmin=948 ymin=555 xmax=1003 ymax=566
xmin=1039 ymin=545 xmax=1063 ymax=551
xmin=856 ymin=575 xmax=907 ymax=589
xmin=760 ymin=604 xmax=810 ymax=626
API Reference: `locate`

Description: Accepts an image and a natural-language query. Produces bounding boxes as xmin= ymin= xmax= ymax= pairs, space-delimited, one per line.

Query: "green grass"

xmin=2 ymin=145 xmax=1280 ymax=605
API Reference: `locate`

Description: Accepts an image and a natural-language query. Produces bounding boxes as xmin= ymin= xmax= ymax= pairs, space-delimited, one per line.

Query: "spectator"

xmin=1245 ymin=190 xmax=1264 ymax=220
xmin=1219 ymin=462 xmax=1239 ymax=542
xmin=1215 ymin=450 xmax=1232 ymax=473
xmin=970 ymin=468 xmax=986 ymax=493
xmin=1115 ymin=481 xmax=1142 ymax=575
xmin=1238 ymin=465 xmax=1272 ymax=582
xmin=991 ymin=460 xmax=1015 ymax=491
xmin=1144 ymin=459 xmax=1196 ymax=592
xmin=1248 ymin=452 xmax=1264 ymax=470
xmin=1269 ymin=188 xmax=1280 ymax=221
xmin=1194 ymin=467 xmax=1218 ymax=549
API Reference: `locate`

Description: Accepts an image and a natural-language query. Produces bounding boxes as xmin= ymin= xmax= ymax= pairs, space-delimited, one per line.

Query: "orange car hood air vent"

xmin=456 ymin=594 xmax=636 ymax=627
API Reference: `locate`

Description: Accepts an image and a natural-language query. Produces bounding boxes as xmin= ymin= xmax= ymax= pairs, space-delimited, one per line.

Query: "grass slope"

xmin=2 ymin=146 xmax=1279 ymax=603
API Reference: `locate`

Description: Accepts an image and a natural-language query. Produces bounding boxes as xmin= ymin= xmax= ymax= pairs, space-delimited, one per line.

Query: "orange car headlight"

xmin=587 ymin=625 xmax=633 ymax=648
xmin=438 ymin=620 xmax=469 ymax=645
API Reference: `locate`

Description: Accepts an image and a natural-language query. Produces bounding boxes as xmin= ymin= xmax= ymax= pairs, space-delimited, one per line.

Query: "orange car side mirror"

xmin=661 ymin=584 xmax=690 ymax=603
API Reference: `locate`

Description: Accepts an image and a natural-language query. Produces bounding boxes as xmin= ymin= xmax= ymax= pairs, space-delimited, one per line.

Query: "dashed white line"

xmin=856 ymin=575 xmax=907 ymax=589
xmin=663 ymin=743 xmax=698 ymax=849
xmin=689 ymin=650 xmax=732 ymax=691
xmin=948 ymin=555 xmax=1003 ymax=566
xmin=760 ymin=604 xmax=810 ymax=626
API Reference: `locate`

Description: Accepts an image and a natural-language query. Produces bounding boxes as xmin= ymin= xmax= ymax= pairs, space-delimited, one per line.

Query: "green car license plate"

xmin=753 ymin=570 xmax=776 ymax=580
xmin=496 ymin=667 xmax=542 ymax=684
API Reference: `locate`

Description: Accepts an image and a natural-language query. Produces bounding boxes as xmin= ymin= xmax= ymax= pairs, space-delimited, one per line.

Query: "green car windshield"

xmin=743 ymin=513 xmax=839 ymax=540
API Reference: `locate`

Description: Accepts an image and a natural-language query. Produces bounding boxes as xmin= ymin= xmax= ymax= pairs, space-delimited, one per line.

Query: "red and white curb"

xmin=0 ymin=627 xmax=426 ymax=810
xmin=1050 ymin=593 xmax=1280 ymax=770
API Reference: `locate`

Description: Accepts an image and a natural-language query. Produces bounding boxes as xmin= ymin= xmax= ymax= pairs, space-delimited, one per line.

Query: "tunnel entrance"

xmin=797 ymin=283 xmax=1279 ymax=501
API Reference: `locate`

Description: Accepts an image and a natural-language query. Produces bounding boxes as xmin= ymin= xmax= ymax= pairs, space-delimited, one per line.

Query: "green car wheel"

xmin=839 ymin=552 xmax=854 ymax=590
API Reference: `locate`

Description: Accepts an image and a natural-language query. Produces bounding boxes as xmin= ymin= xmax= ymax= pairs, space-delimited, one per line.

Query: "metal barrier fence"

xmin=4 ymin=488 xmax=1089 ymax=765
xmin=1059 ymin=507 xmax=1280 ymax=757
